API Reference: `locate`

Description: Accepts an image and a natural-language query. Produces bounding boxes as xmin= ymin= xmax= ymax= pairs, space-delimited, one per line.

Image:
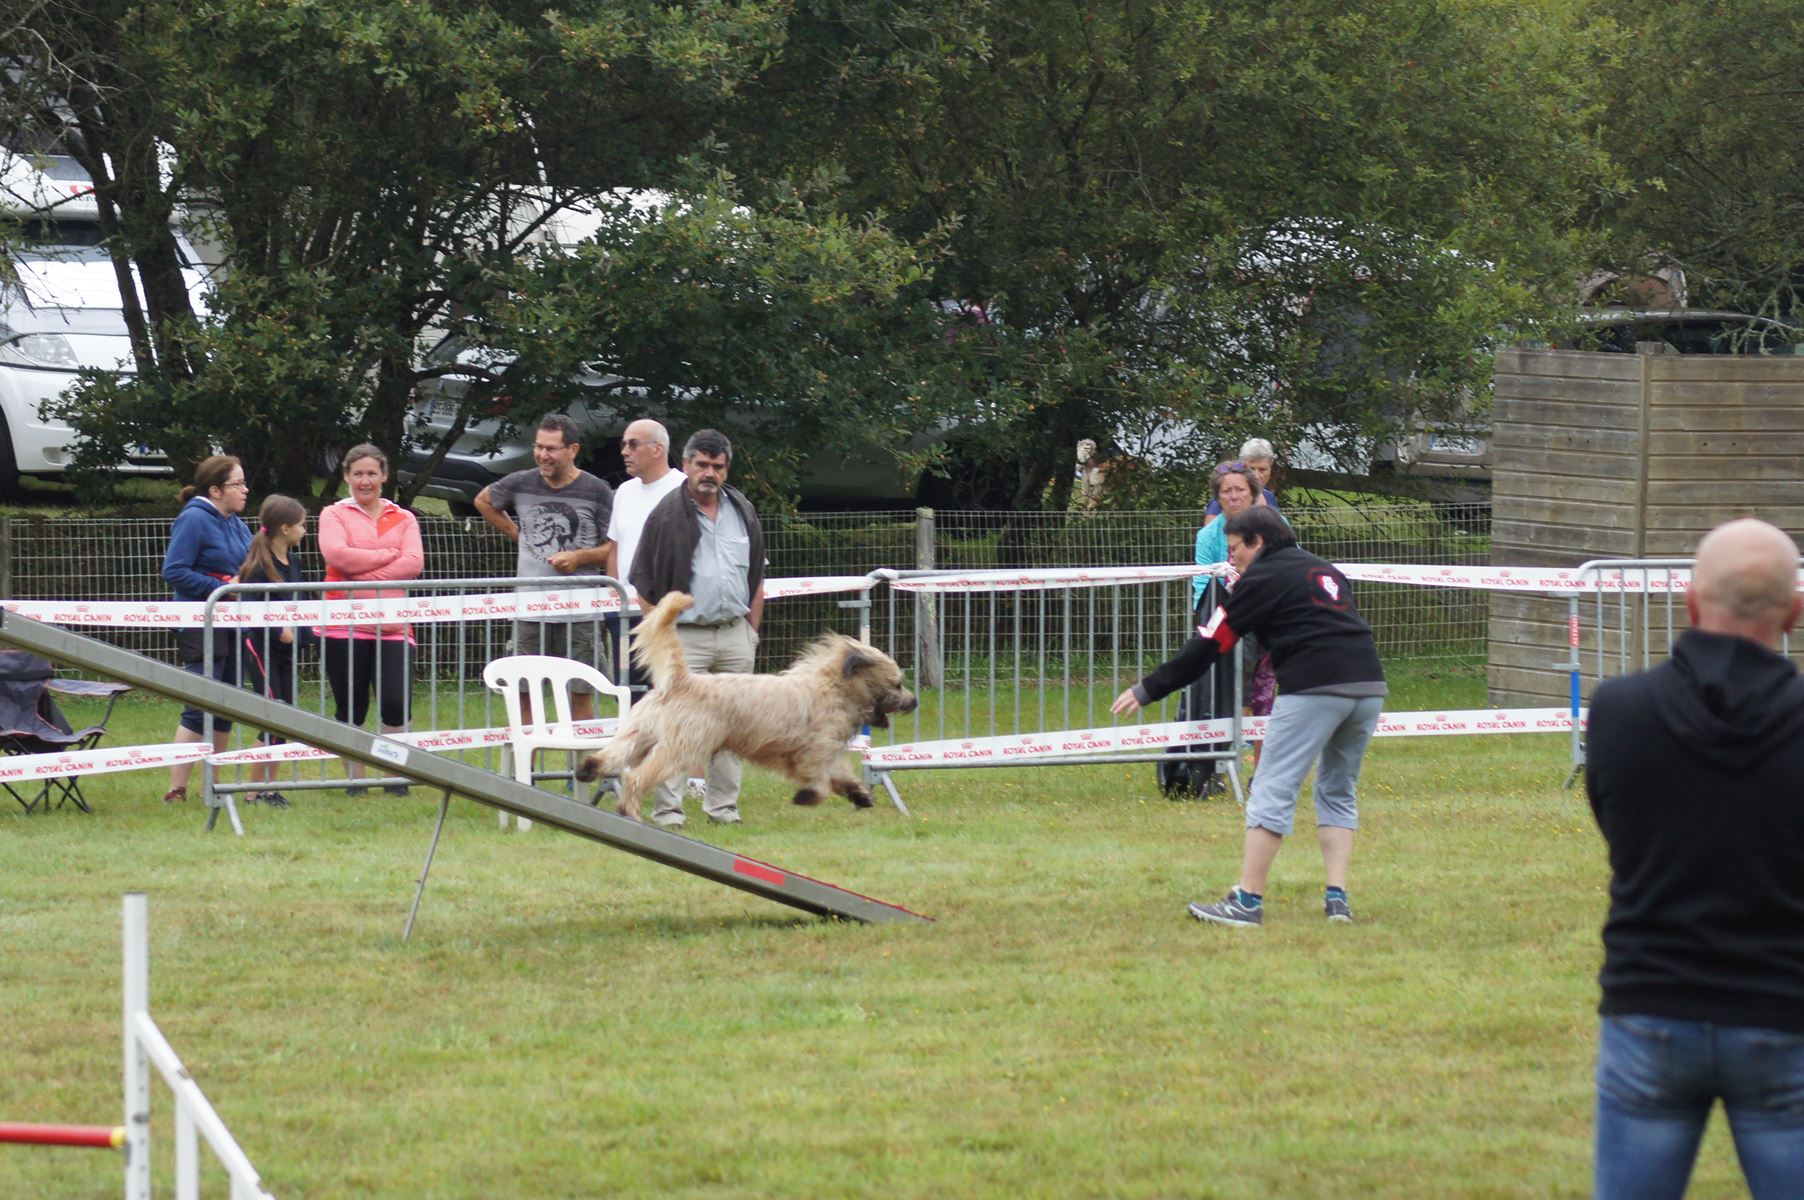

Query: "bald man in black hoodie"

xmin=1586 ymin=518 xmax=1804 ymax=1199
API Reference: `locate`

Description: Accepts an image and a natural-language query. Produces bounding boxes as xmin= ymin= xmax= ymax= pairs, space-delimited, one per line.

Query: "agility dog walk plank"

xmin=0 ymin=612 xmax=929 ymax=926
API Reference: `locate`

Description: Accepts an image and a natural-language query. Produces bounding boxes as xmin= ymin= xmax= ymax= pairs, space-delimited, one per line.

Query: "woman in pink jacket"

xmin=318 ymin=444 xmax=424 ymax=795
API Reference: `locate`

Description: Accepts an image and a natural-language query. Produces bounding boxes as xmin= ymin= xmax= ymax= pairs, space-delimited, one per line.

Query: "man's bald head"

xmin=1689 ymin=518 xmax=1802 ymax=647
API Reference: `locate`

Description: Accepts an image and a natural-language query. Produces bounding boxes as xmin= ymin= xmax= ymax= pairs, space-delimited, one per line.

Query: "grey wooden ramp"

xmin=0 ymin=611 xmax=930 ymax=926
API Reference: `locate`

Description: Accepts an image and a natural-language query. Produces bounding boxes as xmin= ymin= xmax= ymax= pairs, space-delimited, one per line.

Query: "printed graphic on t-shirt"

xmin=521 ymin=499 xmax=598 ymax=563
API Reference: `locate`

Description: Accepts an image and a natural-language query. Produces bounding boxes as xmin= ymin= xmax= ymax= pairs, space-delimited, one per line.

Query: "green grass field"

xmin=0 ymin=676 xmax=1755 ymax=1199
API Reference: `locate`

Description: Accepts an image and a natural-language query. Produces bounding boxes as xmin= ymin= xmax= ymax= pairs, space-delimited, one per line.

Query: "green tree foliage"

xmin=19 ymin=0 xmax=791 ymax=500
xmin=1587 ymin=0 xmax=1804 ymax=317
xmin=437 ymin=178 xmax=957 ymax=507
xmin=732 ymin=0 xmax=1609 ymax=505
xmin=3 ymin=0 xmax=207 ymax=448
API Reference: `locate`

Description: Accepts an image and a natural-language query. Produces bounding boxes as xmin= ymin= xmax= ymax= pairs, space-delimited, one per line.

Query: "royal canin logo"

xmin=1319 ymin=576 xmax=1341 ymax=601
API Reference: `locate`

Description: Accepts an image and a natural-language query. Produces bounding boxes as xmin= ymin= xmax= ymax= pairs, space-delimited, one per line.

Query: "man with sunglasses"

xmin=602 ymin=419 xmax=683 ymax=693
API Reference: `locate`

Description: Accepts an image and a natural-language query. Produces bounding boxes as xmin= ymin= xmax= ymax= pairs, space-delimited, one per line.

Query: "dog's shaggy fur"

xmin=574 ymin=592 xmax=917 ymax=820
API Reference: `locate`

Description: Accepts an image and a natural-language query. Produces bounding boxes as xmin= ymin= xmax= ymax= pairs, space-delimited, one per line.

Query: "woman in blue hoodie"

xmin=160 ymin=455 xmax=254 ymax=803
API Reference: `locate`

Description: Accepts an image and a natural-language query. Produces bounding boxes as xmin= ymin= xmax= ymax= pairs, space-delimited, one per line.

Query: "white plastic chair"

xmin=482 ymin=655 xmax=632 ymax=831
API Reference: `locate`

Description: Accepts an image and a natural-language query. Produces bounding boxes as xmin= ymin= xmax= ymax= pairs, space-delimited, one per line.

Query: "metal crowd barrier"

xmin=862 ymin=567 xmax=1246 ymax=806
xmin=1564 ymin=557 xmax=1800 ymax=779
xmin=200 ymin=575 xmax=630 ymax=830
xmin=179 ymin=565 xmax=1256 ymax=826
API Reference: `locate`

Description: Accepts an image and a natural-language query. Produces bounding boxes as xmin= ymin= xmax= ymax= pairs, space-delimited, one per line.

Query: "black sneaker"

xmin=1325 ymin=895 xmax=1353 ymax=923
xmin=258 ymin=791 xmax=291 ymax=809
xmin=1187 ymin=890 xmax=1263 ymax=928
xmin=345 ymin=785 xmax=369 ymax=797
xmin=383 ymin=784 xmax=410 ymax=797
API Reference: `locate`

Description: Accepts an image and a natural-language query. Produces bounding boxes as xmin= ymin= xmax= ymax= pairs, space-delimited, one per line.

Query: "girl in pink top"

xmin=317 ymin=443 xmax=424 ymax=795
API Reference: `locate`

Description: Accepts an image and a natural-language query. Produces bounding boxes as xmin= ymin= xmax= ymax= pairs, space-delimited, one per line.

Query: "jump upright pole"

xmin=0 ymin=611 xmax=930 ymax=926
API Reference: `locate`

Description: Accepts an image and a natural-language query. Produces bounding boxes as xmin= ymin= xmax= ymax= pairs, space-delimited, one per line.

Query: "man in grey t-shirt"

xmin=475 ymin=413 xmax=615 ymax=720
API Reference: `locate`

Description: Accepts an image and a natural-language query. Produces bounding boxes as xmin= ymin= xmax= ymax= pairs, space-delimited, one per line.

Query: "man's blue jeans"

xmin=1594 ymin=1014 xmax=1804 ymax=1199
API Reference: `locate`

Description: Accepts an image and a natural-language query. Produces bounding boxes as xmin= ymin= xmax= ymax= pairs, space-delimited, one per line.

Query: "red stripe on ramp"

xmin=733 ymin=858 xmax=786 ymax=886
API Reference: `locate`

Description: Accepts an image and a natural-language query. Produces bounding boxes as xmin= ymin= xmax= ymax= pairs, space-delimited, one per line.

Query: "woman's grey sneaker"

xmin=1187 ymin=891 xmax=1263 ymax=928
xmin=1325 ymin=895 xmax=1353 ymax=923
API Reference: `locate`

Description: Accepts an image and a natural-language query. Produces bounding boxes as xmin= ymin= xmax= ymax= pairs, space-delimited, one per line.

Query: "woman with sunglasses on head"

xmin=1202 ymin=437 xmax=1280 ymax=526
xmin=159 ymin=454 xmax=255 ymax=804
xmin=1193 ymin=460 xmax=1284 ymax=772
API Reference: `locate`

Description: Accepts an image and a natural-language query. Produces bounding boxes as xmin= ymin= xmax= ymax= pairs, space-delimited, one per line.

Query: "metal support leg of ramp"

xmin=0 ymin=612 xmax=930 ymax=927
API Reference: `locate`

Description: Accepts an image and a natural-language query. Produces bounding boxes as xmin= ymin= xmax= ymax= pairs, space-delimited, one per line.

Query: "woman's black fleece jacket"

xmin=1131 ymin=543 xmax=1385 ymax=706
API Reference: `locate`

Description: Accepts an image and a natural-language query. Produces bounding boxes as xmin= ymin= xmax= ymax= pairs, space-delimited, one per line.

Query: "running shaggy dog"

xmin=574 ymin=592 xmax=917 ymax=820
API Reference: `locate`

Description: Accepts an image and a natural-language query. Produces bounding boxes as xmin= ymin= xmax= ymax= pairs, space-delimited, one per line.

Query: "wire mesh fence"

xmin=0 ymin=499 xmax=1491 ymax=673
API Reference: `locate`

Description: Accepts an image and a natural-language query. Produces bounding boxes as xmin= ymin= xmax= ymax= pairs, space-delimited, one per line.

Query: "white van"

xmin=0 ymin=151 xmax=207 ymax=493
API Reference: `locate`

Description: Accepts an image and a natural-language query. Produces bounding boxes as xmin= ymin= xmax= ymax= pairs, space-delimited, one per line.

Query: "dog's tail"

xmin=632 ymin=592 xmax=694 ymax=687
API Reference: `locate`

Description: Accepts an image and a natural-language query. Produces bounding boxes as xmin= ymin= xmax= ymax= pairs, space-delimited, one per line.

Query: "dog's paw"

xmin=614 ymin=798 xmax=642 ymax=821
xmin=792 ymin=788 xmax=824 ymax=807
xmin=574 ymin=754 xmax=603 ymax=783
xmin=846 ymin=783 xmax=875 ymax=809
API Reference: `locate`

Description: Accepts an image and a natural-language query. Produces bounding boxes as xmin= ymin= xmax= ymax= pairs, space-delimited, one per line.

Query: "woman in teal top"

xmin=1190 ymin=460 xmax=1284 ymax=765
xmin=1192 ymin=461 xmax=1265 ymax=606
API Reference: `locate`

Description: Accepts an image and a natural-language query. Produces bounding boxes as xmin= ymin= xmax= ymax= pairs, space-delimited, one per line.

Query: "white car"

xmin=0 ymin=152 xmax=208 ymax=492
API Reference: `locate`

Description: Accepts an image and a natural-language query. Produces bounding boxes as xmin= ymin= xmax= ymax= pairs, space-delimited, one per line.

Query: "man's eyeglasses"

xmin=621 ymin=438 xmax=657 ymax=450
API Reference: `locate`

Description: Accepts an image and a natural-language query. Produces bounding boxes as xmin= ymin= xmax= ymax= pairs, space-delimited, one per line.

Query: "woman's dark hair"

xmin=178 ymin=455 xmax=242 ymax=506
xmin=1224 ymin=505 xmax=1295 ymax=551
xmin=341 ymin=443 xmax=388 ymax=475
xmin=239 ymin=494 xmax=306 ymax=584
xmin=1209 ymin=459 xmax=1259 ymax=503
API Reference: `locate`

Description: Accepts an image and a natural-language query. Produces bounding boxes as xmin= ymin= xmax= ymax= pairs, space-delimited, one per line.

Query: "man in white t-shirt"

xmin=602 ymin=418 xmax=684 ymax=690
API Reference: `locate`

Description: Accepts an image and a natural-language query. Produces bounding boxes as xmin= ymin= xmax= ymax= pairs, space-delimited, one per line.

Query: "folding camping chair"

xmin=0 ymin=650 xmax=132 ymax=814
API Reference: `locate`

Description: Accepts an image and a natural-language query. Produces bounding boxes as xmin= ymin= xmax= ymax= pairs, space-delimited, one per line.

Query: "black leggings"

xmin=322 ymin=638 xmax=411 ymax=728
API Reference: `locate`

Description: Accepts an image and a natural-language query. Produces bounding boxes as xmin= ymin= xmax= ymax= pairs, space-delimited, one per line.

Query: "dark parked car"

xmin=399 ymin=331 xmax=931 ymax=512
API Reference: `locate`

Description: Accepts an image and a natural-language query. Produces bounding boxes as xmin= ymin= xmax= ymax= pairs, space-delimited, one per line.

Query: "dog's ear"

xmin=842 ymin=650 xmax=873 ymax=678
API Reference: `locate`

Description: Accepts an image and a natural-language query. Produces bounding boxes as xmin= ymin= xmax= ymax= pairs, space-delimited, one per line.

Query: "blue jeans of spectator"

xmin=1594 ymin=1014 xmax=1804 ymax=1199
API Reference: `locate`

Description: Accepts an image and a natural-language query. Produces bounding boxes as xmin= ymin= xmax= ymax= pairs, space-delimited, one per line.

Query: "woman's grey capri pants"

xmin=1244 ymin=692 xmax=1384 ymax=836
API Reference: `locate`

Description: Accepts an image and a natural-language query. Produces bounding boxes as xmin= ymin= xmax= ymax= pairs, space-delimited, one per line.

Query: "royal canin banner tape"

xmin=0 ymin=575 xmax=876 ymax=629
xmin=862 ymin=707 xmax=1586 ymax=767
xmin=0 ymin=708 xmax=1579 ymax=782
